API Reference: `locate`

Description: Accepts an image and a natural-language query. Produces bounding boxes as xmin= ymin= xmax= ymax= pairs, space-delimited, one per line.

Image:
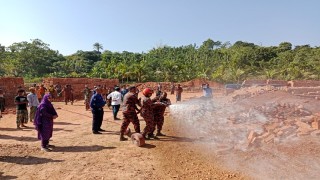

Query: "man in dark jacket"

xmin=90 ymin=87 xmax=106 ymax=134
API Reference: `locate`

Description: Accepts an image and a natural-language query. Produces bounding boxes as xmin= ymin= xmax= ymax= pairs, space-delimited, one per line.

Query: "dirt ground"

xmin=1 ymin=89 xmax=320 ymax=180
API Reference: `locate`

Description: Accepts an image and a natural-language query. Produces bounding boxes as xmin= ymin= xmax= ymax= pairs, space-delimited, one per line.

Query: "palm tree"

xmin=93 ymin=42 xmax=103 ymax=53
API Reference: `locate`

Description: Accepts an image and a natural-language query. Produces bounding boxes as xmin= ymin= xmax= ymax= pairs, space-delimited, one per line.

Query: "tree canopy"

xmin=0 ymin=39 xmax=319 ymax=83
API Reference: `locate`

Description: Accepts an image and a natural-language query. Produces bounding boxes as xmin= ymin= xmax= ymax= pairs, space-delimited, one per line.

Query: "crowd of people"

xmin=88 ymin=84 xmax=173 ymax=142
xmin=1 ymin=81 xmax=215 ymax=152
xmin=0 ymin=82 xmax=194 ymax=152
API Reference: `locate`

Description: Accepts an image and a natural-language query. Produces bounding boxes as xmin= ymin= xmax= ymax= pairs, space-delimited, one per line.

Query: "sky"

xmin=0 ymin=0 xmax=319 ymax=55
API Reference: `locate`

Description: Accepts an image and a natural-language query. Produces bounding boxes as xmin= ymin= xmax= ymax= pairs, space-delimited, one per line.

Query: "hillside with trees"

xmin=0 ymin=39 xmax=319 ymax=83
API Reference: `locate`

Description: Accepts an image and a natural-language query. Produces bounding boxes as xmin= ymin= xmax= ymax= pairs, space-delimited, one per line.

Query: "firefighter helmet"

xmin=142 ymin=88 xmax=153 ymax=96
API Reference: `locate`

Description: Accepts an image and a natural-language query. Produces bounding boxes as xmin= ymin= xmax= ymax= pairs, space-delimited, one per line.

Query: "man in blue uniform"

xmin=202 ymin=83 xmax=213 ymax=98
xmin=90 ymin=86 xmax=106 ymax=134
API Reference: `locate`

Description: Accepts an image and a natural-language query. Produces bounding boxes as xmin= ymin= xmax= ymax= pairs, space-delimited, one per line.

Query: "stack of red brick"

xmin=43 ymin=78 xmax=119 ymax=100
xmin=241 ymin=103 xmax=320 ymax=148
xmin=0 ymin=77 xmax=25 ymax=107
xmin=266 ymin=79 xmax=288 ymax=86
xmin=137 ymin=82 xmax=172 ymax=92
xmin=287 ymin=80 xmax=320 ymax=87
xmin=286 ymin=87 xmax=320 ymax=100
xmin=242 ymin=79 xmax=289 ymax=87
xmin=182 ymin=78 xmax=224 ymax=91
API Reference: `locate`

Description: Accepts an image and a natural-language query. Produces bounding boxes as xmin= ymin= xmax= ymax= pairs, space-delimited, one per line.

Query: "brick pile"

xmin=224 ymin=79 xmax=287 ymax=96
xmin=42 ymin=78 xmax=119 ymax=100
xmin=137 ymin=82 xmax=172 ymax=92
xmin=0 ymin=77 xmax=25 ymax=107
xmin=286 ymin=87 xmax=320 ymax=100
xmin=287 ymin=80 xmax=320 ymax=87
xmin=231 ymin=86 xmax=280 ymax=101
xmin=241 ymin=79 xmax=267 ymax=87
xmin=229 ymin=103 xmax=320 ymax=148
xmin=266 ymin=79 xmax=288 ymax=86
xmin=135 ymin=79 xmax=224 ymax=93
xmin=181 ymin=78 xmax=224 ymax=91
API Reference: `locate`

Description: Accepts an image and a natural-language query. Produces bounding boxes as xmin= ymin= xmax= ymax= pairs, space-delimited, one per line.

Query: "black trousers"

xmin=92 ymin=109 xmax=104 ymax=132
xmin=112 ymin=104 xmax=120 ymax=118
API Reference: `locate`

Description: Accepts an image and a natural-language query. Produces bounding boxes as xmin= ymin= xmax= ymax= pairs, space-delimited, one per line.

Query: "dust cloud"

xmin=169 ymin=97 xmax=320 ymax=180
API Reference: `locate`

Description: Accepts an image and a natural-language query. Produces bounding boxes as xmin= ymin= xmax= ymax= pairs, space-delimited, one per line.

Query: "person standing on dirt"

xmin=101 ymin=85 xmax=108 ymax=100
xmin=90 ymin=86 xmax=106 ymax=134
xmin=54 ymin=82 xmax=62 ymax=98
xmin=61 ymin=84 xmax=74 ymax=105
xmin=140 ymin=88 xmax=158 ymax=140
xmin=120 ymin=86 xmax=141 ymax=141
xmin=0 ymin=88 xmax=5 ymax=118
xmin=15 ymin=89 xmax=29 ymax=129
xmin=39 ymin=84 xmax=47 ymax=101
xmin=83 ymin=85 xmax=91 ymax=111
xmin=120 ymin=85 xmax=128 ymax=101
xmin=48 ymin=85 xmax=56 ymax=101
xmin=107 ymin=86 xmax=122 ymax=120
xmin=202 ymin=83 xmax=213 ymax=98
xmin=27 ymin=87 xmax=39 ymax=122
xmin=175 ymin=84 xmax=183 ymax=102
xmin=149 ymin=92 xmax=171 ymax=137
xmin=35 ymin=85 xmax=42 ymax=102
xmin=156 ymin=83 xmax=162 ymax=97
xmin=34 ymin=94 xmax=58 ymax=152
xmin=170 ymin=82 xmax=175 ymax=95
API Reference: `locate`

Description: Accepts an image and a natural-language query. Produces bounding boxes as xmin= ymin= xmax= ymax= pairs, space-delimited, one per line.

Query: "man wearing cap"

xmin=90 ymin=86 xmax=106 ymax=134
xmin=27 ymin=87 xmax=39 ymax=122
xmin=119 ymin=86 xmax=141 ymax=141
xmin=107 ymin=86 xmax=122 ymax=120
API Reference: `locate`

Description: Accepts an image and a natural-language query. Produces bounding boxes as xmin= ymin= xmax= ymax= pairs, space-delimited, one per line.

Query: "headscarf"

xmin=33 ymin=94 xmax=57 ymax=130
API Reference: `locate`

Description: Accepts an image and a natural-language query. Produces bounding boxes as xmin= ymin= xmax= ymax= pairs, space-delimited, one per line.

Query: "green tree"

xmin=93 ymin=42 xmax=103 ymax=53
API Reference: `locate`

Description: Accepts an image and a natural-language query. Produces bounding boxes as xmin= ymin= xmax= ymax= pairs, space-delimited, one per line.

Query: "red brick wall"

xmin=0 ymin=77 xmax=25 ymax=107
xmin=136 ymin=79 xmax=224 ymax=93
xmin=42 ymin=78 xmax=119 ymax=100
xmin=242 ymin=80 xmax=267 ymax=87
xmin=267 ymin=79 xmax=288 ymax=86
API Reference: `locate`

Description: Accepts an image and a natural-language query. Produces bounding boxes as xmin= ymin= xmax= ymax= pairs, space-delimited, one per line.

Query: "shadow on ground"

xmin=0 ymin=134 xmax=38 ymax=142
xmin=0 ymin=156 xmax=64 ymax=165
xmin=54 ymin=122 xmax=80 ymax=126
xmin=157 ymin=135 xmax=196 ymax=143
xmin=0 ymin=172 xmax=17 ymax=180
xmin=141 ymin=144 xmax=156 ymax=149
xmin=0 ymin=127 xmax=33 ymax=132
xmin=53 ymin=145 xmax=116 ymax=152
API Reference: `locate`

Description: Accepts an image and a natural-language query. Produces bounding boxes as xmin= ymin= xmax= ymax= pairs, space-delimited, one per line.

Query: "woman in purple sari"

xmin=34 ymin=94 xmax=58 ymax=152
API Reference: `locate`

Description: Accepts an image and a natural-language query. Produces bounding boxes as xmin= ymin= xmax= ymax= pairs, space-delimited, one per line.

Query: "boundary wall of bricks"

xmin=0 ymin=77 xmax=25 ymax=107
xmin=43 ymin=78 xmax=119 ymax=100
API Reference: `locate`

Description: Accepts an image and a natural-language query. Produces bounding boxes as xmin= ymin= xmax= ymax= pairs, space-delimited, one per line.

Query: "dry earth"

xmin=1 ymin=89 xmax=319 ymax=180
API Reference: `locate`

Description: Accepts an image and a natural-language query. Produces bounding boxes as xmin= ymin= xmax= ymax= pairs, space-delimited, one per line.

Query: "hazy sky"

xmin=0 ymin=0 xmax=319 ymax=55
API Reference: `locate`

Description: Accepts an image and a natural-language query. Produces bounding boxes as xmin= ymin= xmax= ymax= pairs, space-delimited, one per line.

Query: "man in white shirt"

xmin=107 ymin=86 xmax=122 ymax=120
xmin=27 ymin=87 xmax=40 ymax=122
